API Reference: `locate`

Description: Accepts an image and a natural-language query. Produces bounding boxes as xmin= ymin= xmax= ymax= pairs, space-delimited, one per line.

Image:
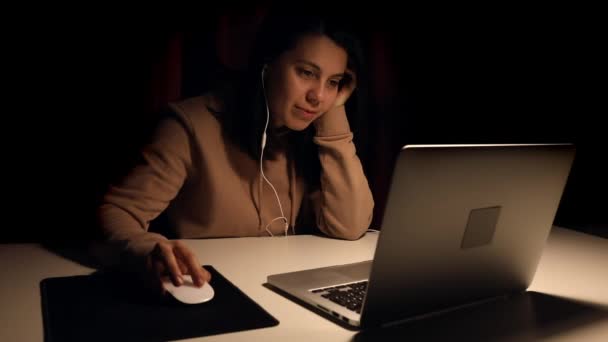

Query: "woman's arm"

xmin=96 ymin=115 xmax=191 ymax=262
xmin=95 ymin=111 xmax=208 ymax=289
xmin=310 ymin=105 xmax=374 ymax=240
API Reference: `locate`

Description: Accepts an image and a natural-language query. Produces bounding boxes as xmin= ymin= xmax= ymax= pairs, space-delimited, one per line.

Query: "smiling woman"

xmin=264 ymin=34 xmax=350 ymax=130
xmin=94 ymin=8 xmax=374 ymax=295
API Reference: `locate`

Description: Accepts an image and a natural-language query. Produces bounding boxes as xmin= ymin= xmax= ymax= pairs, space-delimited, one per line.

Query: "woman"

xmin=96 ymin=11 xmax=374 ymax=292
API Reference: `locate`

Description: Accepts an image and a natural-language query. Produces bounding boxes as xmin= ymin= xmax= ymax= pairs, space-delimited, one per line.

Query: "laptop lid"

xmin=361 ymin=143 xmax=575 ymax=327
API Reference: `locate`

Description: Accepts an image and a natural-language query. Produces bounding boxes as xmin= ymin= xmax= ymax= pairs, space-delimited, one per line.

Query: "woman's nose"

xmin=306 ymin=83 xmax=324 ymax=106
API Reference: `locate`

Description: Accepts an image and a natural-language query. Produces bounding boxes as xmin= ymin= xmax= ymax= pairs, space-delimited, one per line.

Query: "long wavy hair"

xmin=209 ymin=9 xmax=368 ymax=187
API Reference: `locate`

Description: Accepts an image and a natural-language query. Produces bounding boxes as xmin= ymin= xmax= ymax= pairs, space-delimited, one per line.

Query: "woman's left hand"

xmin=333 ymin=69 xmax=357 ymax=108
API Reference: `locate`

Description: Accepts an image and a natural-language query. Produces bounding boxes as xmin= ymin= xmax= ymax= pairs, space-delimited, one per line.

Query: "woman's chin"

xmin=285 ymin=120 xmax=313 ymax=131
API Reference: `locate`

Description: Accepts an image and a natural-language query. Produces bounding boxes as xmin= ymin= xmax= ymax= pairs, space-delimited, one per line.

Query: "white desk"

xmin=1 ymin=226 xmax=607 ymax=341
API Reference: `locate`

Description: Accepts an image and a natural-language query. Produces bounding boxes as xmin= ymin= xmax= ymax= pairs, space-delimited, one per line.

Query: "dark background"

xmin=3 ymin=3 xmax=605 ymax=243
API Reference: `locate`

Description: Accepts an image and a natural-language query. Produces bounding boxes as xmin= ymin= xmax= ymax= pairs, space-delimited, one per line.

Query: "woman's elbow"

xmin=326 ymin=213 xmax=373 ymax=240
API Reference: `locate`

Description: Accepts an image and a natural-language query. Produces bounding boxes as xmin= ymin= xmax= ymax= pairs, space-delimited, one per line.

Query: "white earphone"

xmin=260 ymin=65 xmax=290 ymax=237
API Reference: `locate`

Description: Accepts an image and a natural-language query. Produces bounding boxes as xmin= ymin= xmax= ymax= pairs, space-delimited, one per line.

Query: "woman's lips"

xmin=295 ymin=106 xmax=318 ymax=119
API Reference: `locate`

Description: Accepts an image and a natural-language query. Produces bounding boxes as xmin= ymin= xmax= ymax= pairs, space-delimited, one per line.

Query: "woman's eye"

xmin=298 ymin=68 xmax=315 ymax=78
xmin=328 ymin=80 xmax=340 ymax=88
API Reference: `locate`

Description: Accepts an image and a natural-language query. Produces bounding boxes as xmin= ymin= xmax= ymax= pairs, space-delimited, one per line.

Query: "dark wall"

xmin=368 ymin=8 xmax=606 ymax=237
xmin=4 ymin=5 xmax=605 ymax=243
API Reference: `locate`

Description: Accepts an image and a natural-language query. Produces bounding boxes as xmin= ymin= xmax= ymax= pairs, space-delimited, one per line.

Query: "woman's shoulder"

xmin=167 ymin=92 xmax=224 ymax=128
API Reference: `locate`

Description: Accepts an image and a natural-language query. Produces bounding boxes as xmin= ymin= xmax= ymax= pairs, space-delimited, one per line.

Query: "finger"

xmin=153 ymin=258 xmax=166 ymax=279
xmin=150 ymin=244 xmax=167 ymax=279
xmin=177 ymin=258 xmax=189 ymax=275
xmin=174 ymin=242 xmax=210 ymax=287
xmin=174 ymin=242 xmax=208 ymax=287
xmin=158 ymin=243 xmax=183 ymax=286
xmin=144 ymin=251 xmax=166 ymax=296
xmin=151 ymin=259 xmax=167 ymax=294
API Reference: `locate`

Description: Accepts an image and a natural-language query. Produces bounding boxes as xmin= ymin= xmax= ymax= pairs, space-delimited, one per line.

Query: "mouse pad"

xmin=40 ymin=265 xmax=279 ymax=342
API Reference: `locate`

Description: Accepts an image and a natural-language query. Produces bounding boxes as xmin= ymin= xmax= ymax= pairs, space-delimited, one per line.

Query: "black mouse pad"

xmin=40 ymin=265 xmax=279 ymax=342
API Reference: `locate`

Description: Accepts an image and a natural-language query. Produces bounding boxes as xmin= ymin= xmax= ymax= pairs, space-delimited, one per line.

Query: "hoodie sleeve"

xmin=95 ymin=111 xmax=193 ymax=267
xmin=309 ymin=106 xmax=374 ymax=240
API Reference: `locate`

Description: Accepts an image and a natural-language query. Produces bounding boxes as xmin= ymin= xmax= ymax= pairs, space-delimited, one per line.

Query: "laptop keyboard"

xmin=311 ymin=281 xmax=368 ymax=313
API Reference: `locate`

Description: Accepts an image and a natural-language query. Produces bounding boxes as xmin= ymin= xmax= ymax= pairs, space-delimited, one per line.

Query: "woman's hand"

xmin=333 ymin=69 xmax=357 ymax=108
xmin=144 ymin=240 xmax=211 ymax=294
xmin=314 ymin=69 xmax=356 ymax=132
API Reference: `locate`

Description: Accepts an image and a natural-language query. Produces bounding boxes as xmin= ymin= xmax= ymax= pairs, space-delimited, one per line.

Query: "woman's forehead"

xmin=283 ymin=34 xmax=347 ymax=74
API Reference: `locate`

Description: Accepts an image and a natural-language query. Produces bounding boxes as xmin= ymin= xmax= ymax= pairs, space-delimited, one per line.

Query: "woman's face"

xmin=265 ymin=34 xmax=348 ymax=131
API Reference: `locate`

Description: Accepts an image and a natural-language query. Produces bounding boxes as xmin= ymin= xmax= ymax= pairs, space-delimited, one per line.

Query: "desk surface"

xmin=1 ymin=226 xmax=607 ymax=341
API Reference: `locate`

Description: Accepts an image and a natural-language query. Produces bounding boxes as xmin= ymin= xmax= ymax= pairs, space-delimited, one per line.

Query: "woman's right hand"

xmin=144 ymin=240 xmax=211 ymax=294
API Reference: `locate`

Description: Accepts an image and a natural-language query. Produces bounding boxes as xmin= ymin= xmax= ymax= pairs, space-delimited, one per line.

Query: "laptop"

xmin=267 ymin=143 xmax=576 ymax=328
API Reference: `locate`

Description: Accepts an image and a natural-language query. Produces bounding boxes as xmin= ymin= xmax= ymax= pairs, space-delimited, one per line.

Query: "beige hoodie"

xmin=96 ymin=94 xmax=374 ymax=264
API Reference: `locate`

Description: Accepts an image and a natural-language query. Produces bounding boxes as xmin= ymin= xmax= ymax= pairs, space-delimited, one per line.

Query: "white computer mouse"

xmin=162 ymin=275 xmax=215 ymax=304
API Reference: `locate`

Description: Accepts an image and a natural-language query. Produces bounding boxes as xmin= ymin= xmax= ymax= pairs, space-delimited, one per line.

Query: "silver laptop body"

xmin=267 ymin=143 xmax=576 ymax=328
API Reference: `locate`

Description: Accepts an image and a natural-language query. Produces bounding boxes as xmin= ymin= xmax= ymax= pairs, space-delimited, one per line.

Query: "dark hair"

xmin=210 ymin=9 xmax=368 ymax=185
